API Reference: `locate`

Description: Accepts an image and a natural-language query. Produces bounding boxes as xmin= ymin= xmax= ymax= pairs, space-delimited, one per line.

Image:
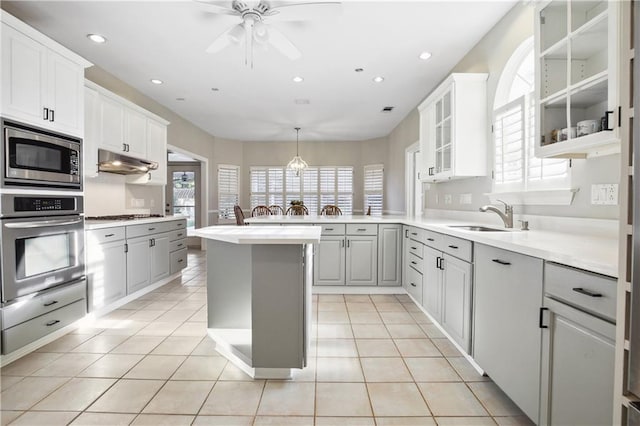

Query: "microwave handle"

xmin=5 ymin=218 xmax=83 ymax=229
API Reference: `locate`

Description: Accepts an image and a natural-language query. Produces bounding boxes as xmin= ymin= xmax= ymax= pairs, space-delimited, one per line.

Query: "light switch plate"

xmin=591 ymin=184 xmax=618 ymax=205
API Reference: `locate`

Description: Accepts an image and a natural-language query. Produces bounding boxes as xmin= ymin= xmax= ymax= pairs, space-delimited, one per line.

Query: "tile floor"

xmin=0 ymin=250 xmax=533 ymax=426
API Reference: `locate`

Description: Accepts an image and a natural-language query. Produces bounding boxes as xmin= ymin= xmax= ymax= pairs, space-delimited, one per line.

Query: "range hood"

xmin=98 ymin=149 xmax=158 ymax=175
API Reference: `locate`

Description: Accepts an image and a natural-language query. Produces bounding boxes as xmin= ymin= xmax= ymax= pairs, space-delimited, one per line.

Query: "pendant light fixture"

xmin=287 ymin=127 xmax=308 ymax=176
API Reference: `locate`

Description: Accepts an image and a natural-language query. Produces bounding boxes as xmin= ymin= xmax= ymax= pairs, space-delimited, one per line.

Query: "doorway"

xmin=405 ymin=142 xmax=423 ymax=216
xmin=166 ymin=152 xmax=202 ymax=248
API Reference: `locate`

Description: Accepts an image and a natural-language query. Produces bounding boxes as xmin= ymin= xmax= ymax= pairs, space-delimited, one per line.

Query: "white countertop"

xmin=246 ymin=215 xmax=618 ymax=277
xmin=193 ymin=225 xmax=322 ymax=245
xmin=85 ymin=216 xmax=185 ymax=230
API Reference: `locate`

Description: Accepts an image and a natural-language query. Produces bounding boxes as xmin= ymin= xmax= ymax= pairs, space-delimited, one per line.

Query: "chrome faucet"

xmin=479 ymin=199 xmax=513 ymax=228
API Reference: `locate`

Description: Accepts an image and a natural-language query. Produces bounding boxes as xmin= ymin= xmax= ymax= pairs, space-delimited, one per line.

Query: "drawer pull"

xmin=148 ymin=227 xmax=156 ymax=231
xmin=177 ymin=243 xmax=183 ymax=248
xmin=43 ymin=300 xmax=58 ymax=307
xmin=448 ymin=245 xmax=459 ymax=249
xmin=572 ymin=287 xmax=603 ymax=298
xmin=410 ymin=283 xmax=417 ymax=287
xmin=411 ymin=232 xmax=418 ymax=236
xmin=325 ymin=228 xmax=334 ymax=231
xmin=427 ymin=238 xmax=435 ymax=242
xmin=177 ymin=233 xmax=183 ymax=237
xmin=411 ymin=246 xmax=418 ymax=250
xmin=178 ymin=259 xmax=184 ymax=263
xmin=357 ymin=228 xmax=366 ymax=231
xmin=46 ymin=320 xmax=60 ymax=327
xmin=492 ymin=259 xmax=511 ymax=266
xmin=411 ymin=261 xmax=417 ymax=265
xmin=104 ymin=233 xmax=115 ymax=238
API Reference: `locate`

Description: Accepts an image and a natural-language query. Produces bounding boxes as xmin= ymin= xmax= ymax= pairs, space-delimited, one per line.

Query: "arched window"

xmin=493 ymin=37 xmax=569 ymax=193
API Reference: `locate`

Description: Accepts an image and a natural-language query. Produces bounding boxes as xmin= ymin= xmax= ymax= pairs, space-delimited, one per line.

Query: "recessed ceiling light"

xmin=294 ymin=99 xmax=310 ymax=105
xmin=292 ymin=76 xmax=304 ymax=83
xmin=150 ymin=79 xmax=163 ymax=85
xmin=211 ymin=88 xmax=219 ymax=92
xmin=176 ymin=97 xmax=186 ymax=101
xmin=419 ymin=51 xmax=432 ymax=60
xmin=373 ymin=76 xmax=385 ymax=83
xmin=355 ymin=68 xmax=364 ymax=72
xmin=87 ymin=33 xmax=107 ymax=44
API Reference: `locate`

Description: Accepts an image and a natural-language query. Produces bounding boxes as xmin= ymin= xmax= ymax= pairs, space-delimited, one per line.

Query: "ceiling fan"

xmin=196 ymin=0 xmax=341 ymax=67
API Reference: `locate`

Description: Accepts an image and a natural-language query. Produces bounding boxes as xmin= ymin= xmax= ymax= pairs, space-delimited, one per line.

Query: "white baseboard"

xmin=313 ymin=286 xmax=405 ymax=294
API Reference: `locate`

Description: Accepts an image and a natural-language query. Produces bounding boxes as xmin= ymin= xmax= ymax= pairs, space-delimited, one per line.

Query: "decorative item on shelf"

xmin=560 ymin=127 xmax=577 ymax=141
xmin=287 ymin=127 xmax=308 ymax=177
xmin=577 ymin=120 xmax=600 ymax=137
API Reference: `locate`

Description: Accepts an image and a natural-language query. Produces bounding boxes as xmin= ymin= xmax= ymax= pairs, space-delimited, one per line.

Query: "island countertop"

xmin=193 ymin=225 xmax=321 ymax=245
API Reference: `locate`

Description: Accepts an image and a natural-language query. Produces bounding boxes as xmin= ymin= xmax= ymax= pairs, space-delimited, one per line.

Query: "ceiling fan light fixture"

xmin=227 ymin=24 xmax=245 ymax=44
xmin=373 ymin=76 xmax=385 ymax=83
xmin=150 ymin=79 xmax=163 ymax=85
xmin=419 ymin=51 xmax=432 ymax=60
xmin=287 ymin=127 xmax=308 ymax=176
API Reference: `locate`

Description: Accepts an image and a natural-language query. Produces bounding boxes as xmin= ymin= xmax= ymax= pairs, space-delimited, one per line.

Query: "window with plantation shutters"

xmin=249 ymin=166 xmax=353 ymax=214
xmin=364 ymin=164 xmax=384 ymax=215
xmin=493 ymin=37 xmax=569 ymax=195
xmin=218 ymin=165 xmax=239 ymax=220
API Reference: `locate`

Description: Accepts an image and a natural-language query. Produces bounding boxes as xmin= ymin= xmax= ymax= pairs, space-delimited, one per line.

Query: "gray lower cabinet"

xmin=441 ymin=254 xmax=472 ymax=352
xmin=149 ymin=233 xmax=171 ymax=283
xmin=314 ymin=236 xmax=346 ymax=286
xmin=346 ymin=235 xmax=378 ymax=286
xmin=126 ymin=235 xmax=152 ymax=294
xmin=402 ymin=226 xmax=411 ymax=291
xmin=473 ymin=244 xmax=543 ymax=422
xmin=539 ymin=297 xmax=615 ymax=426
xmin=422 ymin=245 xmax=443 ymax=322
xmin=378 ymin=224 xmax=402 ymax=286
xmin=87 ymin=238 xmax=127 ymax=311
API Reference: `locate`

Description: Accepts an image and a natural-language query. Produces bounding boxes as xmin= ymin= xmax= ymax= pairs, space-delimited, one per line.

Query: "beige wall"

xmin=386 ymin=110 xmax=420 ymax=213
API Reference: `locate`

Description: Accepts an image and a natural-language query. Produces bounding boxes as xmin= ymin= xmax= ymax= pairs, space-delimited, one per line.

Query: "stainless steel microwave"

xmin=2 ymin=119 xmax=82 ymax=190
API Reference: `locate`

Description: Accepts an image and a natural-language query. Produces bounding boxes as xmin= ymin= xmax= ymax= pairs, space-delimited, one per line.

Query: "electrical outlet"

xmin=591 ymin=184 xmax=618 ymax=205
xmin=459 ymin=193 xmax=472 ymax=205
xmin=444 ymin=194 xmax=452 ymax=205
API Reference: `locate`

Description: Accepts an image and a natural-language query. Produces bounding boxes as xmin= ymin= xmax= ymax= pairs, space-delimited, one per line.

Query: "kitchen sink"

xmin=448 ymin=225 xmax=508 ymax=232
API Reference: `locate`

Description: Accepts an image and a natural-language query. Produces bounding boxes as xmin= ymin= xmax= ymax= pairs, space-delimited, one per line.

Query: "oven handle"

xmin=4 ymin=218 xmax=83 ymax=229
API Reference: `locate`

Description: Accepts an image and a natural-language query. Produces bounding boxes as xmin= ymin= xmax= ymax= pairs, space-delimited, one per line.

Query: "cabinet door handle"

xmin=123 ymin=143 xmax=127 ymax=152
xmin=347 ymin=239 xmax=350 ymax=248
xmin=43 ymin=300 xmax=58 ymax=307
xmin=49 ymin=109 xmax=55 ymax=122
xmin=539 ymin=307 xmax=549 ymax=329
xmin=572 ymin=287 xmax=603 ymax=298
xmin=491 ymin=259 xmax=511 ymax=266
xmin=43 ymin=107 xmax=49 ymax=120
xmin=104 ymin=233 xmax=115 ymax=238
xmin=46 ymin=320 xmax=60 ymax=327
xmin=405 ymin=229 xmax=409 ymax=238
xmin=436 ymin=256 xmax=441 ymax=269
xmin=341 ymin=239 xmax=344 ymax=248
xmin=604 ymin=110 xmax=614 ymax=131
xmin=448 ymin=245 xmax=458 ymax=249
xmin=124 ymin=243 xmax=128 ymax=253
xmin=428 ymin=167 xmax=434 ymax=176
xmin=149 ymin=238 xmax=154 ymax=247
xmin=410 ymin=282 xmax=417 ymax=287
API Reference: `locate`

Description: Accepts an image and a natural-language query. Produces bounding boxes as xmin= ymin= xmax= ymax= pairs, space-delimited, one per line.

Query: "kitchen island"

xmin=193 ymin=225 xmax=321 ymax=379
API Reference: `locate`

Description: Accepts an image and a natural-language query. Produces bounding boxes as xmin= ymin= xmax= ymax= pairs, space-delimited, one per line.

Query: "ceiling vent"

xmin=295 ymin=99 xmax=310 ymax=105
xmin=381 ymin=106 xmax=394 ymax=113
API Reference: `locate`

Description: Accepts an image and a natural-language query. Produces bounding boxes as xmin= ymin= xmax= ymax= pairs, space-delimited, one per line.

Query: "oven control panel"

xmin=14 ymin=197 xmax=76 ymax=212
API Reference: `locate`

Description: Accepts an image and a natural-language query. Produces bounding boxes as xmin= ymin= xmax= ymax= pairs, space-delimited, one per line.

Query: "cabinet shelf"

xmin=537 ymin=129 xmax=619 ymax=158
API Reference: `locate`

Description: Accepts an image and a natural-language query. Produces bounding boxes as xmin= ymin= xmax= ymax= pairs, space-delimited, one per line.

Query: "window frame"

xmin=217 ymin=164 xmax=240 ymax=222
xmin=363 ymin=164 xmax=384 ymax=216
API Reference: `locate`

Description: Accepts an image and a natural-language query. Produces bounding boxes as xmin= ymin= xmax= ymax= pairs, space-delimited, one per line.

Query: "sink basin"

xmin=448 ymin=225 xmax=508 ymax=232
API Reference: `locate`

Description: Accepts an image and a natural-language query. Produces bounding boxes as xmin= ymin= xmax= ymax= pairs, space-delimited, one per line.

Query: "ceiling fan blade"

xmin=205 ymin=23 xmax=244 ymax=53
xmin=266 ymin=2 xmax=341 ymax=22
xmin=193 ymin=0 xmax=241 ymax=16
xmin=266 ymin=26 xmax=301 ymax=60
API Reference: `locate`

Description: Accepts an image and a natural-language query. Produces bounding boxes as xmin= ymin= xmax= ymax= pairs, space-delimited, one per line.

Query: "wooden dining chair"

xmin=233 ymin=205 xmax=246 ymax=226
xmin=251 ymin=205 xmax=271 ymax=217
xmin=321 ymin=205 xmax=342 ymax=216
xmin=286 ymin=205 xmax=309 ymax=215
xmin=268 ymin=205 xmax=285 ymax=215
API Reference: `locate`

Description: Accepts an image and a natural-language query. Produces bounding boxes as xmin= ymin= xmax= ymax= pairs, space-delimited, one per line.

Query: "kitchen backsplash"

xmin=84 ymin=173 xmax=163 ymax=217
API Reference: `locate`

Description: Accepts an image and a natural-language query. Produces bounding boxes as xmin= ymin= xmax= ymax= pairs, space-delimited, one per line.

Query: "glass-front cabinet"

xmin=535 ymin=0 xmax=621 ymax=158
xmin=419 ymin=73 xmax=488 ymax=183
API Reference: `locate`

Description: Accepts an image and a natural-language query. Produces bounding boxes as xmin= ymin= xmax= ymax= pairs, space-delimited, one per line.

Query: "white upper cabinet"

xmin=418 ymin=73 xmax=488 ymax=183
xmin=535 ymin=0 xmax=621 ymax=158
xmin=0 ymin=12 xmax=90 ymax=137
xmin=85 ymin=81 xmax=169 ymax=185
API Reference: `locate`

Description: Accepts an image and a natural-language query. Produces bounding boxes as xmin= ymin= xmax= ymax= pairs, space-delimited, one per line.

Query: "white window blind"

xmin=249 ymin=166 xmax=353 ymax=214
xmin=218 ymin=165 xmax=239 ymax=220
xmin=364 ymin=164 xmax=384 ymax=216
xmin=494 ymin=98 xmax=525 ymax=192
